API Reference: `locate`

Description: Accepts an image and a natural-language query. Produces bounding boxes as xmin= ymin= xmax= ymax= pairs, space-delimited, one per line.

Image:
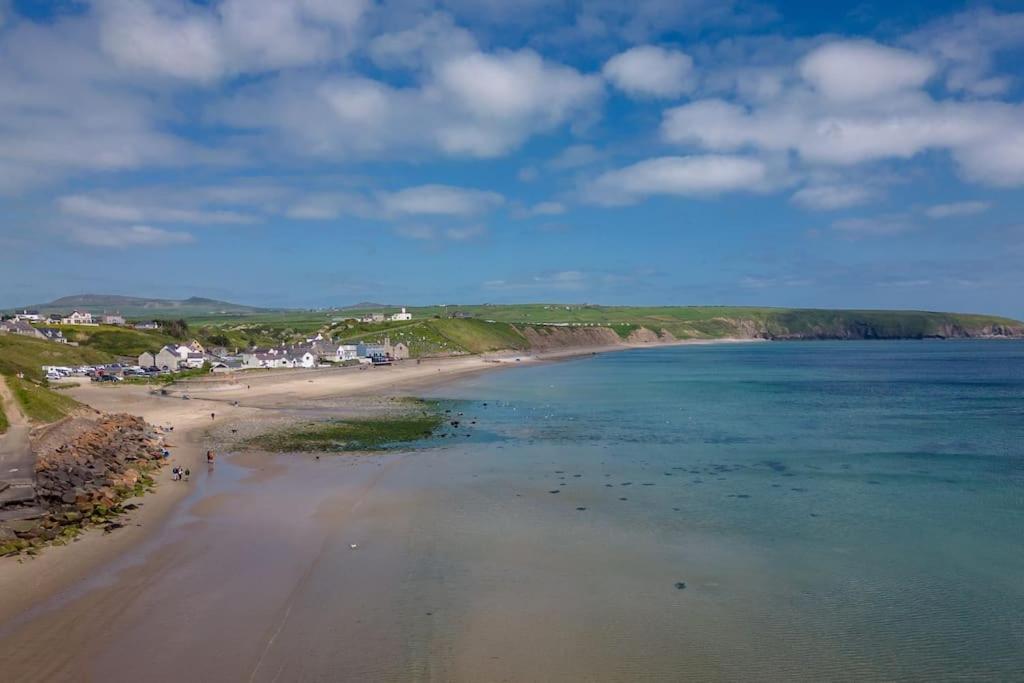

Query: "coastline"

xmin=0 ymin=337 xmax=759 ymax=628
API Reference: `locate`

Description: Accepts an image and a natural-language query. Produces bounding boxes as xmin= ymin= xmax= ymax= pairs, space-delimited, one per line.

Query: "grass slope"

xmin=57 ymin=325 xmax=177 ymax=357
xmin=0 ymin=392 xmax=8 ymax=434
xmin=7 ymin=375 xmax=82 ymax=423
xmin=0 ymin=334 xmax=113 ymax=380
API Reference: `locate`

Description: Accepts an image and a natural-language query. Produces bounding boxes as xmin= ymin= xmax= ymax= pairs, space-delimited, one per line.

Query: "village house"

xmin=360 ymin=313 xmax=386 ymax=323
xmin=391 ymin=342 xmax=410 ymax=360
xmin=102 ymin=313 xmax=126 ymax=326
xmin=134 ymin=321 xmax=160 ymax=330
xmin=390 ymin=307 xmax=412 ymax=321
xmin=38 ymin=327 xmax=68 ymax=343
xmin=13 ymin=309 xmax=41 ymax=322
xmin=61 ymin=310 xmax=94 ymax=325
xmin=153 ymin=345 xmax=189 ymax=371
xmin=0 ymin=320 xmax=44 ymax=338
xmin=138 ymin=351 xmax=157 ymax=368
xmin=335 ymin=344 xmax=359 ymax=362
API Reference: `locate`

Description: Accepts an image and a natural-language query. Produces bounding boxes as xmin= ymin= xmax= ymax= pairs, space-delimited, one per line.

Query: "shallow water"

xmin=2 ymin=340 xmax=1022 ymax=681
xmin=414 ymin=340 xmax=1024 ymax=680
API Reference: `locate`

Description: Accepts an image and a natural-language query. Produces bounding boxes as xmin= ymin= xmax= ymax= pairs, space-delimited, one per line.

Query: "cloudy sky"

xmin=1 ymin=0 xmax=1023 ymax=316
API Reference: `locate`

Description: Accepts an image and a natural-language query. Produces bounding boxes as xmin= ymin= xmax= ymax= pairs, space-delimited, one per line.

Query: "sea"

xmin=410 ymin=339 xmax=1024 ymax=680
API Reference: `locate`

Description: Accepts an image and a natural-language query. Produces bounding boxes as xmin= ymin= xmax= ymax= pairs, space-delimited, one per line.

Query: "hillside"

xmin=385 ymin=305 xmax=1024 ymax=341
xmin=0 ymin=334 xmax=114 ymax=381
xmin=13 ymin=294 xmax=278 ymax=319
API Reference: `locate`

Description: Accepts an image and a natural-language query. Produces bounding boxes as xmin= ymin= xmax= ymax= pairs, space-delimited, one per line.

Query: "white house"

xmin=295 ymin=351 xmax=317 ymax=368
xmin=134 ymin=321 xmax=160 ymax=330
xmin=102 ymin=314 xmax=125 ymax=325
xmin=335 ymin=344 xmax=359 ymax=362
xmin=390 ymin=307 xmax=412 ymax=321
xmin=154 ymin=344 xmax=190 ymax=370
xmin=61 ymin=310 xmax=94 ymax=325
xmin=38 ymin=327 xmax=68 ymax=344
xmin=14 ymin=309 xmax=41 ymax=322
xmin=138 ymin=351 xmax=157 ymax=368
xmin=360 ymin=313 xmax=386 ymax=323
xmin=183 ymin=352 xmax=206 ymax=369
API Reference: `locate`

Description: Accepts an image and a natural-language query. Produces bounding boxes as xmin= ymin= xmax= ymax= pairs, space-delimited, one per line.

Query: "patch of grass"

xmin=0 ymin=392 xmax=8 ymax=434
xmin=0 ymin=334 xmax=113 ymax=381
xmin=58 ymin=325 xmax=176 ymax=357
xmin=244 ymin=414 xmax=443 ymax=453
xmin=7 ymin=375 xmax=82 ymax=423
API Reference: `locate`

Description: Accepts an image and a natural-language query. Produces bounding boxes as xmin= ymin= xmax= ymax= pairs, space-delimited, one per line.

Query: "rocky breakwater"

xmin=0 ymin=415 xmax=166 ymax=557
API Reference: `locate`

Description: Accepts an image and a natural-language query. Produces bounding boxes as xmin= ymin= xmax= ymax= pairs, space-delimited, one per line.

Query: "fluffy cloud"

xmin=791 ymin=184 xmax=874 ymax=210
xmin=215 ymin=47 xmax=601 ymax=160
xmin=925 ymin=200 xmax=991 ymax=219
xmin=96 ymin=0 xmax=367 ymax=81
xmin=603 ymin=45 xmax=694 ymax=98
xmin=379 ymin=185 xmax=504 ymax=216
xmin=799 ymin=40 xmax=935 ymax=102
xmin=663 ymin=96 xmax=1024 ymax=180
xmin=586 ymin=155 xmax=766 ymax=205
xmin=70 ymin=225 xmax=196 ymax=247
xmin=58 ymin=194 xmax=255 ymax=224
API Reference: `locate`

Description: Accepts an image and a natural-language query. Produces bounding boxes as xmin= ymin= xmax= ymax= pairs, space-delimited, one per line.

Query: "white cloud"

xmin=603 ymin=45 xmax=694 ymax=98
xmin=380 ymin=184 xmax=503 ymax=216
xmin=58 ymin=194 xmax=255 ymax=224
xmin=586 ymin=155 xmax=767 ymax=205
xmin=96 ymin=0 xmax=368 ymax=81
xmin=799 ymin=40 xmax=935 ymax=102
xmin=791 ymin=184 xmax=874 ymax=211
xmin=925 ymin=200 xmax=991 ymax=219
xmin=907 ymin=8 xmax=1024 ymax=96
xmin=662 ymin=96 xmax=1024 ymax=180
xmin=215 ymin=47 xmax=602 ymax=160
xmin=70 ymin=224 xmax=196 ymax=247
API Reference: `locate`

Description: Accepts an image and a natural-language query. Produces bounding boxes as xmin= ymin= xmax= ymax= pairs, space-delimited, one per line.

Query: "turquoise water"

xmin=419 ymin=340 xmax=1024 ymax=680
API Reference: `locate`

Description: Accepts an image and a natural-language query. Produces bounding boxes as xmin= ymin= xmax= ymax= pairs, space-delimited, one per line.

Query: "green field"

xmin=7 ymin=375 xmax=82 ymax=423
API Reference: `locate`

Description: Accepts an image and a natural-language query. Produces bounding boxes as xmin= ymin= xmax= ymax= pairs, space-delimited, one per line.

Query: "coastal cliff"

xmin=504 ymin=310 xmax=1024 ymax=349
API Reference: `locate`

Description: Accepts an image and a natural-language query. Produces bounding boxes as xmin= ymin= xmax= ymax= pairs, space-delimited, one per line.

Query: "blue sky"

xmin=1 ymin=0 xmax=1023 ymax=317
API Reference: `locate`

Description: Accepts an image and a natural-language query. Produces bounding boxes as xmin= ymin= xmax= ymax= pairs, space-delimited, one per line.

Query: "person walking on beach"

xmin=207 ymin=450 xmax=216 ymax=464
xmin=211 ymin=412 xmax=216 ymax=420
xmin=184 ymin=468 xmax=191 ymax=480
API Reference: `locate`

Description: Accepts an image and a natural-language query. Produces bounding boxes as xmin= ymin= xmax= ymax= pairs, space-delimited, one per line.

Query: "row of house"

xmin=240 ymin=335 xmax=410 ymax=370
xmin=0 ymin=319 xmax=69 ymax=343
xmin=138 ymin=341 xmax=207 ymax=371
xmin=360 ymin=308 xmax=413 ymax=323
xmin=11 ymin=309 xmax=125 ymax=326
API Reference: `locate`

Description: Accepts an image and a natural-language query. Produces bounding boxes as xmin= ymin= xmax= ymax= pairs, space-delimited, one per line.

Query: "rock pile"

xmin=0 ymin=414 xmax=166 ymax=556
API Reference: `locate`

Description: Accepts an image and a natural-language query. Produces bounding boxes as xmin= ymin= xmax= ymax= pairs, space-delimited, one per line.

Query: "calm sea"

xmin=412 ymin=340 xmax=1024 ymax=680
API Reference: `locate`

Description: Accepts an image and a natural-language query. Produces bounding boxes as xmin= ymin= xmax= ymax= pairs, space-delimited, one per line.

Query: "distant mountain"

xmin=16 ymin=294 xmax=283 ymax=319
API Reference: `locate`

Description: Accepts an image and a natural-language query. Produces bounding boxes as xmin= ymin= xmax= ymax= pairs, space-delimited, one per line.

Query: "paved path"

xmin=0 ymin=376 xmax=34 ymax=496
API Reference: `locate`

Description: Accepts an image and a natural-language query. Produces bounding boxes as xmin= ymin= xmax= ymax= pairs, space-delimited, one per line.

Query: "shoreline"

xmin=0 ymin=337 xmax=760 ymax=626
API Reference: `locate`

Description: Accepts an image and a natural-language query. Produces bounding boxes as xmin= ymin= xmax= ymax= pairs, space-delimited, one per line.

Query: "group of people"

xmin=171 ymin=466 xmax=190 ymax=481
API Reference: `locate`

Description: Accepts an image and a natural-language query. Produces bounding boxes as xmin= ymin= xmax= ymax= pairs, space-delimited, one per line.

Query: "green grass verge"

xmin=243 ymin=415 xmax=443 ymax=453
xmin=0 ymin=391 xmax=8 ymax=434
xmin=7 ymin=375 xmax=82 ymax=423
